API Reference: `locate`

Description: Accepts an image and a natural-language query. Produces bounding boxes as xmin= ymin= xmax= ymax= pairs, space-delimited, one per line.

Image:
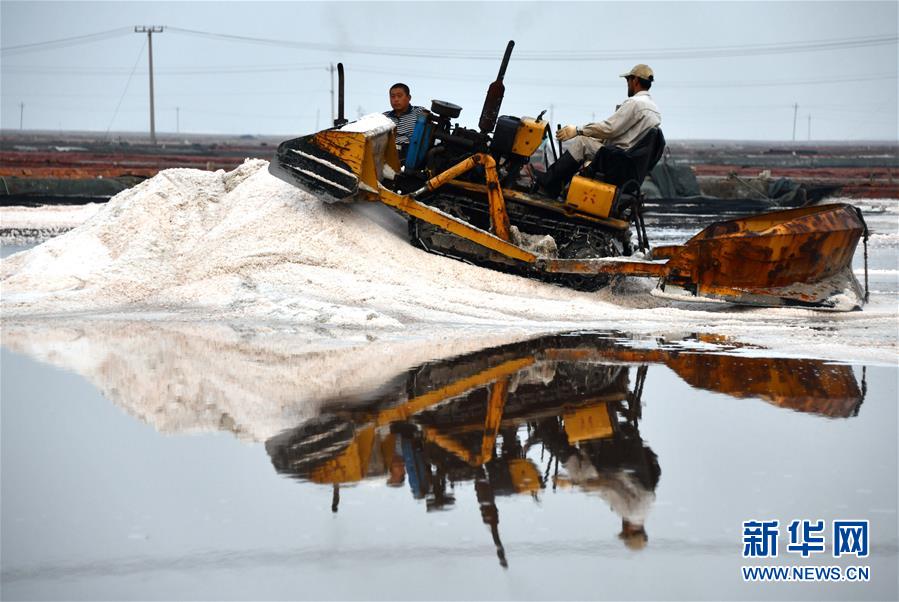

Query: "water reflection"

xmin=265 ymin=334 xmax=864 ymax=567
xmin=0 ymin=320 xmax=538 ymax=442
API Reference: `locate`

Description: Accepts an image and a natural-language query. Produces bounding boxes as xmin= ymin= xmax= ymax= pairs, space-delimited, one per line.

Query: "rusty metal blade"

xmin=653 ymin=265 xmax=864 ymax=309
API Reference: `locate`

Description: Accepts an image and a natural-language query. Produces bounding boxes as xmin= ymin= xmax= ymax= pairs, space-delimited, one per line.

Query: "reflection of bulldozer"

xmin=593 ymin=337 xmax=865 ymax=418
xmin=265 ymin=333 xmax=864 ymax=566
xmin=268 ymin=42 xmax=867 ymax=309
xmin=266 ymin=336 xmax=641 ymax=487
xmin=266 ymin=334 xmax=651 ymax=567
xmin=660 ymin=352 xmax=864 ymax=418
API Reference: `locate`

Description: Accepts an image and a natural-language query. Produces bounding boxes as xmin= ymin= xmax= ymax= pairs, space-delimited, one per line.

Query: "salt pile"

xmin=2 ymin=161 xmax=896 ymax=363
xmin=0 ymin=159 xmax=651 ymax=327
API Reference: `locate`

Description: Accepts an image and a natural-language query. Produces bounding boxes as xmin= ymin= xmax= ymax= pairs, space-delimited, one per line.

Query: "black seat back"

xmin=587 ymin=127 xmax=665 ymax=190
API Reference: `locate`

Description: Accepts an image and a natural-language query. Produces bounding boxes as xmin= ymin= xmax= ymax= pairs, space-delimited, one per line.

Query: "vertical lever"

xmin=334 ymin=63 xmax=348 ymax=127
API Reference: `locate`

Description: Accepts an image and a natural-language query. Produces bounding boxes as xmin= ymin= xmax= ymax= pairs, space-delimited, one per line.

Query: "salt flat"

xmin=2 ymin=160 xmax=896 ymax=364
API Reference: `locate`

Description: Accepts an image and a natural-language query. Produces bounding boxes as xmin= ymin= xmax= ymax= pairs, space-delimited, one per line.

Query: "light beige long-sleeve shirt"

xmin=581 ymin=91 xmax=661 ymax=150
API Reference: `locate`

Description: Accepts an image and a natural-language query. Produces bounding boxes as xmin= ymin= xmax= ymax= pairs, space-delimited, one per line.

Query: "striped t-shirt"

xmin=383 ymin=105 xmax=424 ymax=146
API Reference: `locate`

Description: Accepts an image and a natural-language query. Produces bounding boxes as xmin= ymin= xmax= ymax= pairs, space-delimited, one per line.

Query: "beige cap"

xmin=620 ymin=64 xmax=654 ymax=81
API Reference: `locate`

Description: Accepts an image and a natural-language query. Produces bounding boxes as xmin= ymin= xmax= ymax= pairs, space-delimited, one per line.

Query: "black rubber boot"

xmin=536 ymin=151 xmax=582 ymax=199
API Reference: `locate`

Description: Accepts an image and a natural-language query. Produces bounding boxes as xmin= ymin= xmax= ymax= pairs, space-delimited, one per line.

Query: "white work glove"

xmin=556 ymin=124 xmax=579 ymax=141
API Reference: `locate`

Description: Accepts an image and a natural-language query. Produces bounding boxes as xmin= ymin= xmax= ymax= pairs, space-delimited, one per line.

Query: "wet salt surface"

xmin=1 ymin=328 xmax=896 ymax=601
xmin=1 ymin=163 xmax=897 ymax=599
xmin=0 ymin=203 xmax=104 ymax=245
xmin=2 ymin=162 xmax=897 ymax=364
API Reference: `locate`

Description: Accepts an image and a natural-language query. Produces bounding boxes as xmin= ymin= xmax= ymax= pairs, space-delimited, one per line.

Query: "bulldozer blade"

xmin=269 ymin=134 xmax=361 ymax=202
xmin=268 ymin=114 xmax=400 ymax=203
xmin=655 ymin=203 xmax=867 ymax=309
xmin=652 ymin=265 xmax=864 ymax=309
xmin=538 ymin=203 xmax=866 ymax=310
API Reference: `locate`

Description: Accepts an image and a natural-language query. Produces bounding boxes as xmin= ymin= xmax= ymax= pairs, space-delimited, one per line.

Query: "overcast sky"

xmin=1 ymin=1 xmax=897 ymax=141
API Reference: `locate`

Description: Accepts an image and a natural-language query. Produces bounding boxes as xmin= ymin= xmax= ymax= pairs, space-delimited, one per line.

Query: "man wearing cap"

xmin=536 ymin=64 xmax=662 ymax=198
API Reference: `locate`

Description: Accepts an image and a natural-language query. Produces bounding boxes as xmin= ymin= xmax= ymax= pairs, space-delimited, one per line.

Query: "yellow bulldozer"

xmin=269 ymin=42 xmax=868 ymax=309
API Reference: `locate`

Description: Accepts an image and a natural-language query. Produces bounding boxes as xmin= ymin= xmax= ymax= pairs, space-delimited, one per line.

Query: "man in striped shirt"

xmin=383 ymin=83 xmax=424 ymax=163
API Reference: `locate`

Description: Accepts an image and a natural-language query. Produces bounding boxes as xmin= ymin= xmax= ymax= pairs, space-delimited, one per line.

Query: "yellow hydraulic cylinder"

xmin=413 ymin=153 xmax=512 ymax=241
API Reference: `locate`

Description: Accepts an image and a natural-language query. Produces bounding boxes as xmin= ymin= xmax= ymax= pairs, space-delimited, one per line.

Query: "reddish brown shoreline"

xmin=2 ymin=132 xmax=897 ymax=200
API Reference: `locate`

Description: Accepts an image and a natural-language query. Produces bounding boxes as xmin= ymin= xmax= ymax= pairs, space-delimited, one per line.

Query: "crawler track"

xmin=408 ymin=192 xmax=632 ymax=291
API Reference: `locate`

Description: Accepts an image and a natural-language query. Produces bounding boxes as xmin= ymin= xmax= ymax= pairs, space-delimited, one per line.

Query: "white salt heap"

xmin=2 ymin=160 xmax=896 ymax=363
xmin=0 ymin=159 xmax=643 ymax=327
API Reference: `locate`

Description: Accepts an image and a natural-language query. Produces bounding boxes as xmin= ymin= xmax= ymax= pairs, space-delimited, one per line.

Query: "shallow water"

xmin=1 ymin=244 xmax=31 ymax=259
xmin=1 ymin=327 xmax=896 ymax=601
xmin=1 ymin=201 xmax=897 ymax=599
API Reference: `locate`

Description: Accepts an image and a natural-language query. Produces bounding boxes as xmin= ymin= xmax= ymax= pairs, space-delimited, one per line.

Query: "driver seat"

xmin=586 ymin=127 xmax=666 ymax=193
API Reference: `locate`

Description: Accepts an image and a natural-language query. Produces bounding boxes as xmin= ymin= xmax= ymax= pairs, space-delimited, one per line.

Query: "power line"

xmin=4 ymin=60 xmax=895 ymax=90
xmin=0 ymin=27 xmax=132 ymax=55
xmin=105 ymin=38 xmax=146 ymax=136
xmin=2 ymin=63 xmax=328 ymax=75
xmin=2 ymin=26 xmax=895 ymax=70
xmin=167 ymin=27 xmax=897 ymax=61
xmin=347 ymin=66 xmax=898 ymax=89
xmin=1 ymin=26 xmax=894 ymax=63
xmin=6 ymin=89 xmax=330 ymax=98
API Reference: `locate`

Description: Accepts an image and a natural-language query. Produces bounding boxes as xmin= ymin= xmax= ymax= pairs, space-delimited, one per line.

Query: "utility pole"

xmin=329 ymin=63 xmax=335 ymax=123
xmin=792 ymin=102 xmax=798 ymax=142
xmin=176 ymin=106 xmax=180 ymax=133
xmin=807 ymin=114 xmax=811 ymax=141
xmin=135 ymin=26 xmax=164 ymax=144
xmin=19 ymin=102 xmax=23 ymax=129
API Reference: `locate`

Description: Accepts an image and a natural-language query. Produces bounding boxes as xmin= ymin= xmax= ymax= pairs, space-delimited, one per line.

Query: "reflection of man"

xmin=386 ymin=435 xmax=406 ymax=487
xmin=537 ymin=64 xmax=662 ymax=198
xmin=383 ymin=83 xmax=424 ymax=162
xmin=563 ymin=451 xmax=655 ymax=550
xmin=561 ymin=426 xmax=661 ymax=550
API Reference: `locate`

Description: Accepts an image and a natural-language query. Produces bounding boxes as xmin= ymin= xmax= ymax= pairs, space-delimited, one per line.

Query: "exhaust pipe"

xmin=478 ymin=40 xmax=514 ymax=134
xmin=335 ymin=62 xmax=348 ymax=127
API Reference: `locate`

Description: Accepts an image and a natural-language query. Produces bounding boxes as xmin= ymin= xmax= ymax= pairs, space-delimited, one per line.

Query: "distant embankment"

xmin=1 ymin=133 xmax=897 ymax=205
xmin=1 ymin=132 xmax=280 ymax=205
xmin=672 ymin=141 xmax=899 ymax=198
